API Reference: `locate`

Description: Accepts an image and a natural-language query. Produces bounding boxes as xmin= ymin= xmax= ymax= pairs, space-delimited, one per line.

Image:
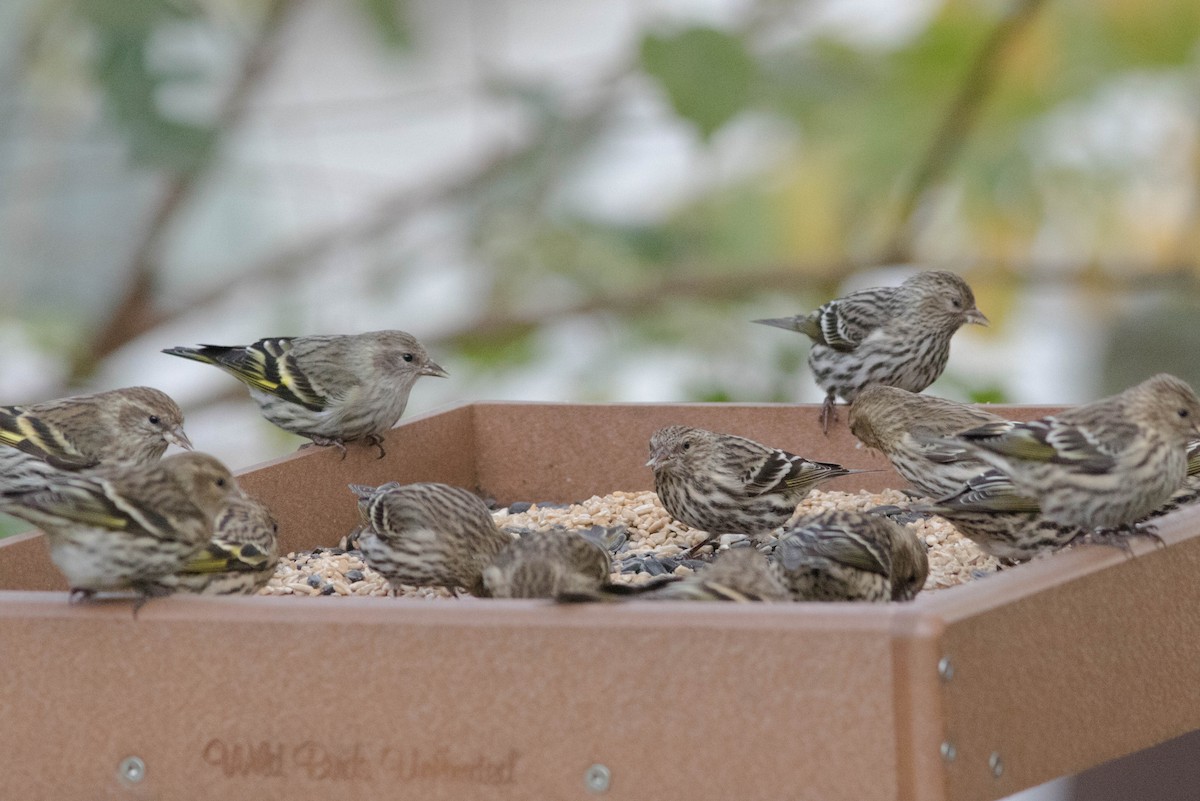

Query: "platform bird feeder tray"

xmin=1 ymin=401 xmax=1198 ymax=801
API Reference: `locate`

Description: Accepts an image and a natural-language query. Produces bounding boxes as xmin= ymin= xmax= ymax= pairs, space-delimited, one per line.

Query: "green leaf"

xmin=640 ymin=26 xmax=758 ymax=138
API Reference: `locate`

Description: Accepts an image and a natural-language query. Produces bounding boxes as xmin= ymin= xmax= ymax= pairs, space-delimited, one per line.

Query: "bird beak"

xmin=966 ymin=308 xmax=989 ymax=327
xmin=421 ymin=360 xmax=449 ymax=378
xmin=165 ymin=426 xmax=193 ymax=451
xmin=646 ymin=453 xmax=668 ymax=470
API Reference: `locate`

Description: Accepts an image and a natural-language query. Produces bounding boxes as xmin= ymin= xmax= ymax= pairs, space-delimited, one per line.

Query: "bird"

xmin=481 ymin=526 xmax=613 ymax=599
xmin=848 ymin=385 xmax=1010 ymax=498
xmin=0 ymin=452 xmax=240 ymax=603
xmin=142 ymin=493 xmax=279 ymax=596
xmin=772 ymin=510 xmax=929 ymax=601
xmin=948 ymin=373 xmax=1200 ymax=535
xmin=350 ymin=482 xmax=512 ymax=596
xmin=754 ymin=270 xmax=988 ymax=432
xmin=0 ymin=386 xmax=191 ymax=491
xmin=639 ymin=547 xmax=791 ymax=602
xmin=163 ymin=330 xmax=447 ymax=457
xmin=914 ymin=469 xmax=1080 ymax=562
xmin=647 ymin=425 xmax=863 ymax=556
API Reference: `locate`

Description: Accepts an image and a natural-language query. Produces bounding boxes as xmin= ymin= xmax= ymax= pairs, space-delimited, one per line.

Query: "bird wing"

xmin=0 ymin=406 xmax=98 ymax=470
xmin=226 ymin=339 xmax=336 ymax=411
xmin=776 ymin=526 xmax=890 ymax=576
xmin=742 ymin=450 xmax=845 ymax=496
xmin=963 ymin=418 xmax=1123 ymax=475
xmin=927 ymin=470 xmax=1041 ymax=513
xmin=810 ymin=288 xmax=895 ymax=351
xmin=174 ymin=538 xmax=272 ymax=574
xmin=5 ymin=477 xmax=173 ymax=538
xmin=1188 ymin=439 xmax=1200 ymax=477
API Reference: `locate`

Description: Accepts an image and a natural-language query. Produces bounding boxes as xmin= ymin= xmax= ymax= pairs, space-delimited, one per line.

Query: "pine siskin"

xmin=0 ymin=452 xmax=240 ymax=602
xmin=0 ymin=386 xmax=191 ymax=490
xmin=773 ymin=510 xmax=929 ymax=601
xmin=915 ymin=470 xmax=1080 ymax=562
xmin=482 ymin=526 xmax=612 ymax=599
xmin=848 ymin=385 xmax=1009 ymax=498
xmin=648 ymin=425 xmax=862 ymax=555
xmin=950 ymin=373 xmax=1200 ymax=533
xmin=163 ymin=330 xmax=447 ymax=457
xmin=638 ymin=547 xmax=791 ymax=602
xmin=142 ymin=493 xmax=279 ymax=596
xmin=350 ymin=482 xmax=512 ymax=596
xmin=754 ymin=270 xmax=987 ymax=431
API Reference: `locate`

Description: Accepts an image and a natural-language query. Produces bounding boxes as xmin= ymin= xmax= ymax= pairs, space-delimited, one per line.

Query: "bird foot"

xmin=1080 ymin=522 xmax=1165 ymax=556
xmin=67 ymin=588 xmax=95 ymax=605
xmin=364 ymin=434 xmax=387 ymax=459
xmin=304 ymin=436 xmax=349 ymax=460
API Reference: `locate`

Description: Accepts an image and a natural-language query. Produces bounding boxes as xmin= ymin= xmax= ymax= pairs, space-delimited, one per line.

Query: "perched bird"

xmin=482 ymin=527 xmax=613 ymax=599
xmin=163 ymin=330 xmax=447 ymax=457
xmin=949 ymin=373 xmax=1200 ymax=533
xmin=640 ymin=547 xmax=791 ymax=602
xmin=0 ymin=386 xmax=191 ymax=489
xmin=773 ymin=510 xmax=929 ymax=601
xmin=848 ymin=385 xmax=1009 ymax=498
xmin=350 ymin=482 xmax=512 ymax=596
xmin=754 ymin=270 xmax=987 ymax=431
xmin=0 ymin=452 xmax=240 ymax=603
xmin=142 ymin=493 xmax=279 ymax=596
xmin=647 ymin=425 xmax=862 ymax=555
xmin=914 ymin=470 xmax=1080 ymax=562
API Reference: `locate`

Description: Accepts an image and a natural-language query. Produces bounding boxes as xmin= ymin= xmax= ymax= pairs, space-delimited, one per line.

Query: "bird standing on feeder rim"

xmin=163 ymin=330 xmax=447 ymax=458
xmin=754 ymin=270 xmax=988 ymax=433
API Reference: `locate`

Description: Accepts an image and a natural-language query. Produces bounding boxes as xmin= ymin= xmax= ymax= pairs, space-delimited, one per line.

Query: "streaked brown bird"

xmin=848 ymin=385 xmax=1009 ymax=498
xmin=0 ymin=386 xmax=191 ymax=491
xmin=773 ymin=510 xmax=929 ymax=601
xmin=0 ymin=452 xmax=239 ymax=603
xmin=950 ymin=373 xmax=1200 ymax=533
xmin=641 ymin=547 xmax=791 ymax=602
xmin=647 ymin=425 xmax=862 ymax=556
xmin=482 ymin=526 xmax=613 ymax=599
xmin=754 ymin=270 xmax=987 ymax=432
xmin=350 ymin=482 xmax=512 ymax=596
xmin=915 ymin=469 xmax=1080 ymax=562
xmin=144 ymin=493 xmax=280 ymax=596
xmin=164 ymin=330 xmax=447 ymax=457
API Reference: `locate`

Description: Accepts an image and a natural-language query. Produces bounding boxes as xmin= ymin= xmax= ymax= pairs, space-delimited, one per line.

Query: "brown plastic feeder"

xmin=1 ymin=402 xmax=1198 ymax=801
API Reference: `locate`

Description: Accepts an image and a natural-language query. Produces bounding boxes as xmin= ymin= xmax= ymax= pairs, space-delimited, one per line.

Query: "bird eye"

xmin=402 ymin=353 xmax=414 ymax=362
xmin=215 ymin=477 xmax=227 ymax=488
xmin=1179 ymin=409 xmax=1190 ymax=419
xmin=148 ymin=415 xmax=160 ymax=425
xmin=681 ymin=441 xmax=692 ymax=451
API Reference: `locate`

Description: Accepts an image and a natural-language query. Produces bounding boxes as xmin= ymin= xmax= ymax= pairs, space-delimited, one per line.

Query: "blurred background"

xmin=3 ymin=1 xmax=1199 ymax=796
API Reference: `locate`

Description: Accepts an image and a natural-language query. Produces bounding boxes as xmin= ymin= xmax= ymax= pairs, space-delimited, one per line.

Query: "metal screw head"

xmin=584 ymin=763 xmax=611 ymax=793
xmin=989 ymin=752 xmax=1004 ymax=778
xmin=118 ymin=756 xmax=146 ymax=784
xmin=940 ymin=741 xmax=957 ymax=762
xmin=937 ymin=656 xmax=954 ymax=681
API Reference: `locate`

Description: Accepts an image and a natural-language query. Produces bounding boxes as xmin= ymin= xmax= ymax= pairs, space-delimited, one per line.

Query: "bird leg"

xmin=131 ymin=583 xmax=173 ymax=618
xmin=820 ymin=395 xmax=839 ymax=435
xmin=684 ymin=537 xmax=717 ymax=559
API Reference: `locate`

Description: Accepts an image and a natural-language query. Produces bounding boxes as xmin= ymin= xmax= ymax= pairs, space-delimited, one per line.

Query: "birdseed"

xmin=262 ymin=488 xmax=1003 ymax=598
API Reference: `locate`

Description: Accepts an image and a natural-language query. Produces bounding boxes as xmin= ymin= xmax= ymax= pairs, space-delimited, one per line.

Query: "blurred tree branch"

xmin=69 ymin=0 xmax=301 ymax=385
xmin=882 ymin=0 xmax=1050 ymax=262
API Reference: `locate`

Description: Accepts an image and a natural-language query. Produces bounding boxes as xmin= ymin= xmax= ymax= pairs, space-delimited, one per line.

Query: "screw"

xmin=584 ymin=763 xmax=611 ymax=793
xmin=937 ymin=656 xmax=954 ymax=681
xmin=940 ymin=741 xmax=956 ymax=763
xmin=989 ymin=752 xmax=1004 ymax=778
xmin=118 ymin=756 xmax=146 ymax=784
